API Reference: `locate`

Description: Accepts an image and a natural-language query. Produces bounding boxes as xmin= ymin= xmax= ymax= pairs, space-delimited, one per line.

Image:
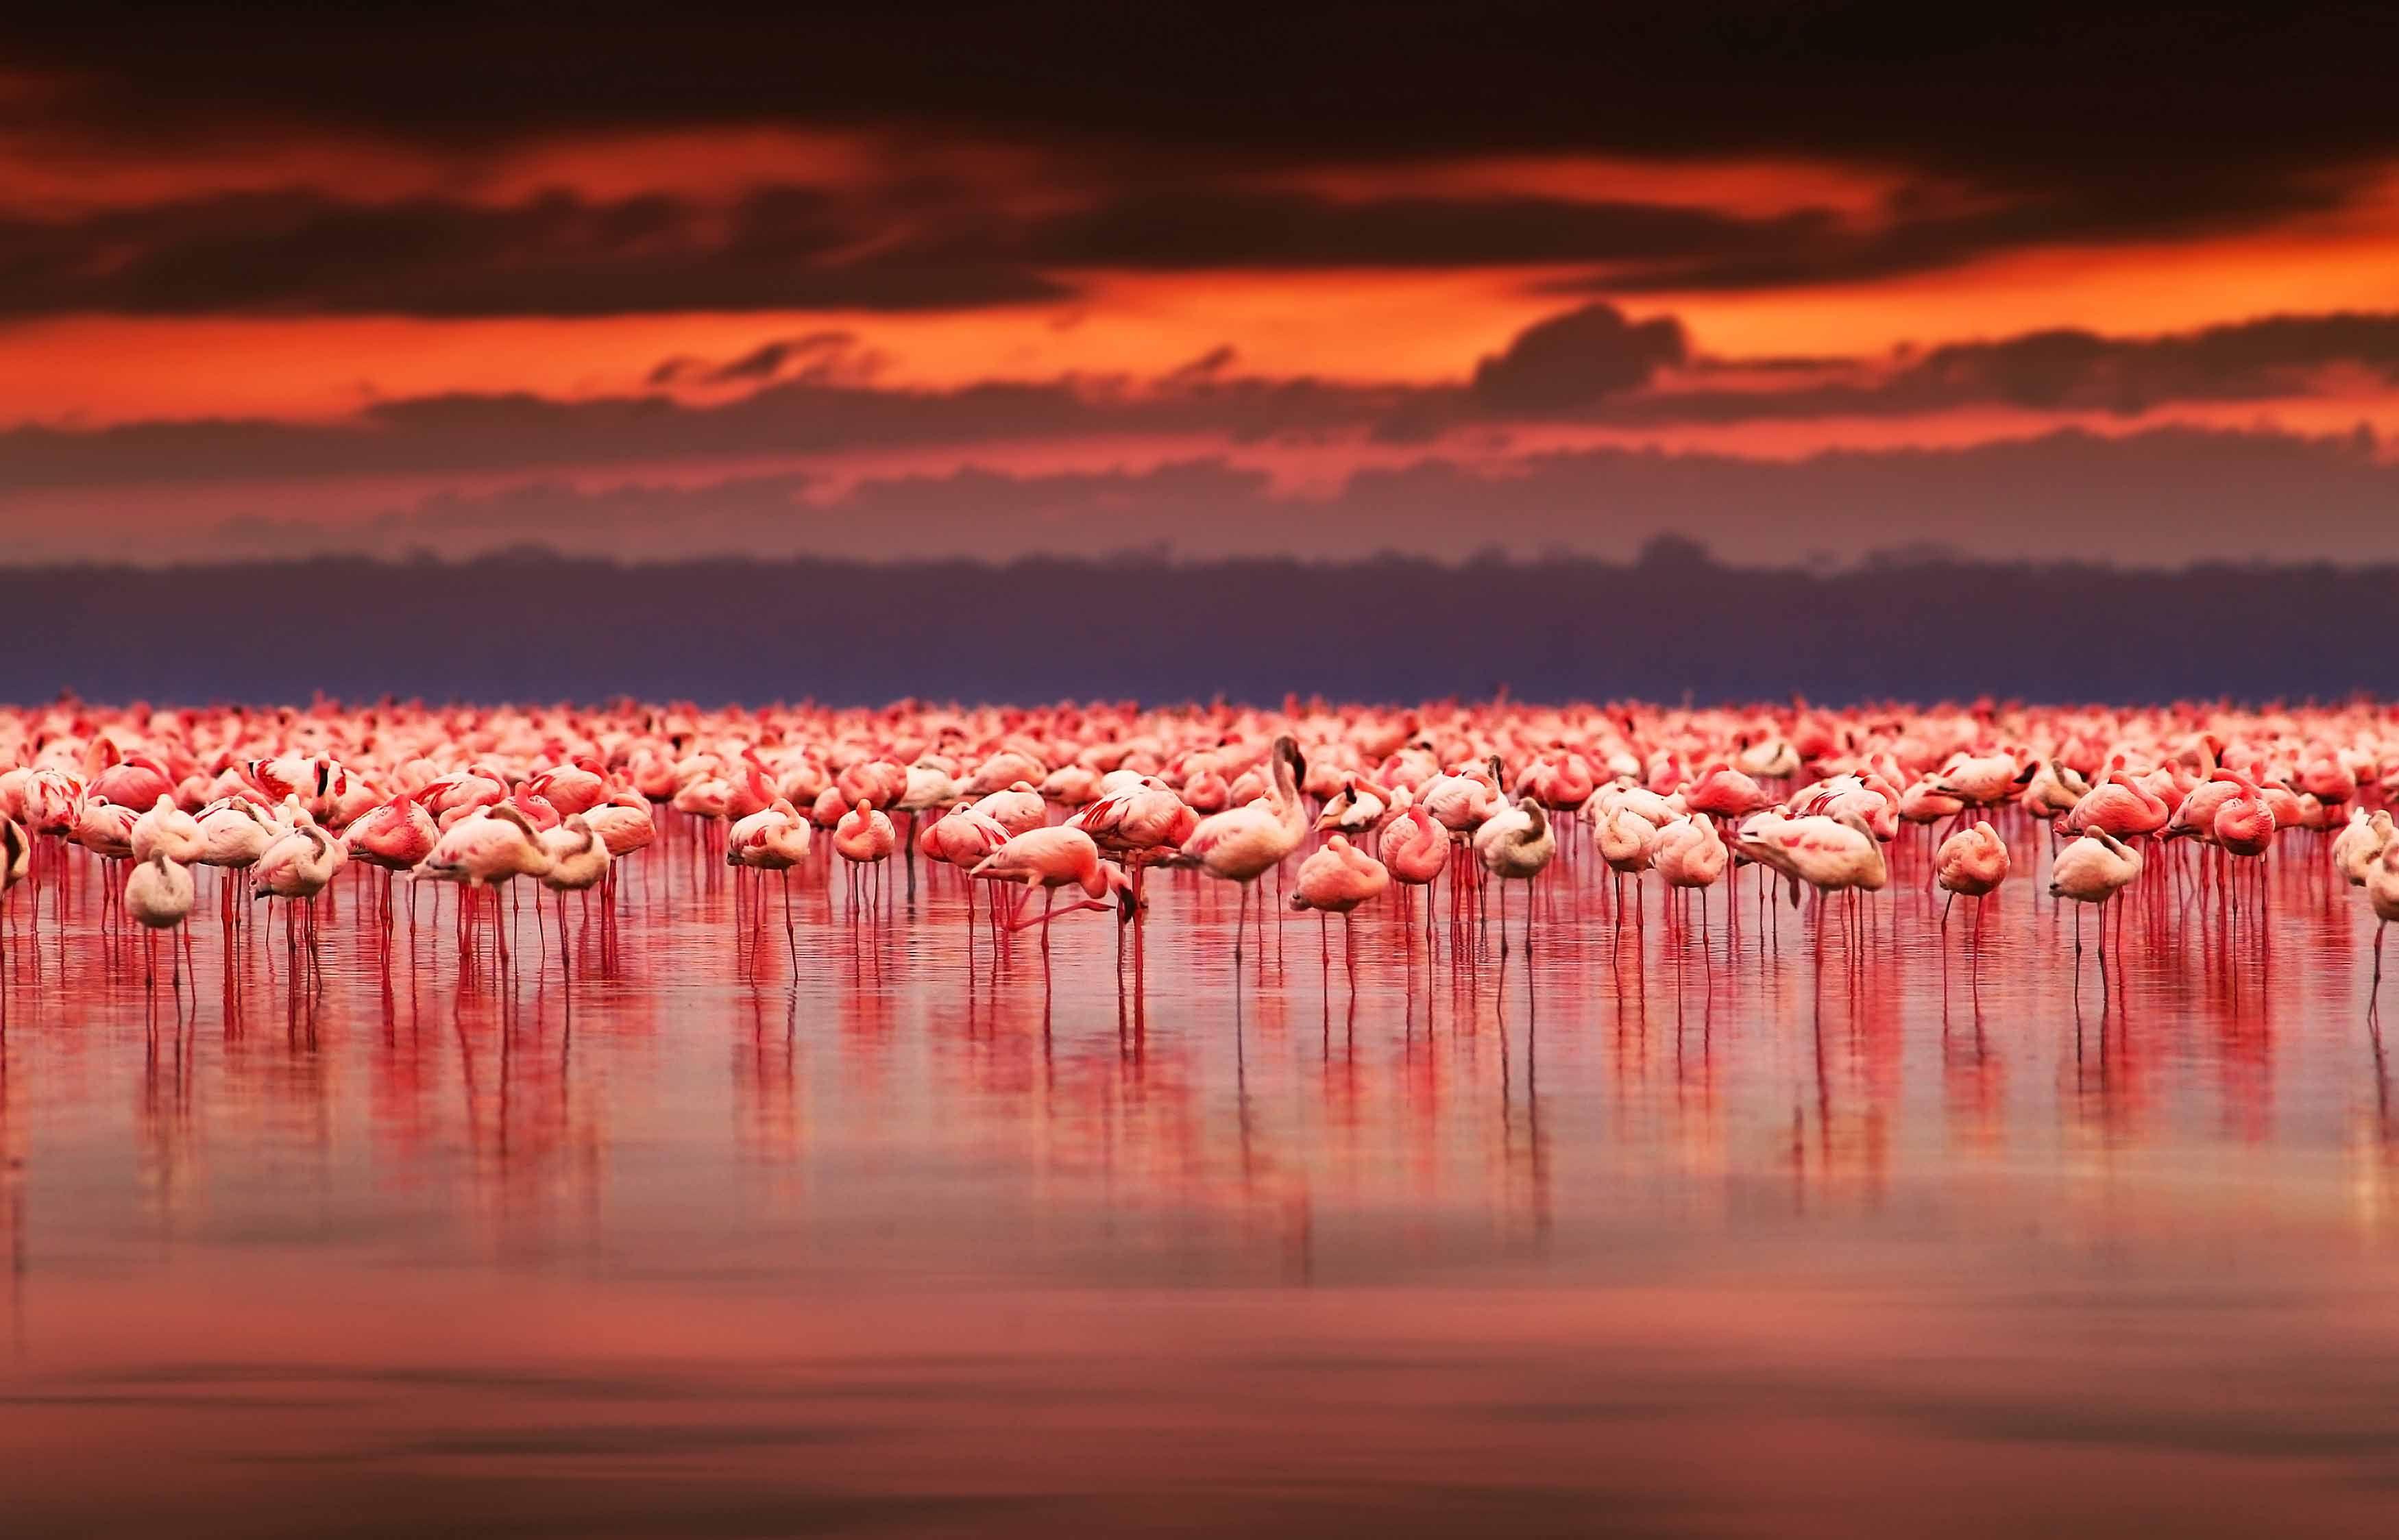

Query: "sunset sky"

xmin=10 ymin=5 xmax=2399 ymax=565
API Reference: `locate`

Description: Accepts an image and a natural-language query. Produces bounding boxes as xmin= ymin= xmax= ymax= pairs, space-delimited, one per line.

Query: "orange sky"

xmin=6 ymin=159 xmax=2398 ymax=430
xmin=8 ymin=12 xmax=2399 ymax=563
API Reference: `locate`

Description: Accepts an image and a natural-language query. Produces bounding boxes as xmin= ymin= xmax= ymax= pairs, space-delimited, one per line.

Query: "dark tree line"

xmin=2 ymin=545 xmax=2383 ymax=707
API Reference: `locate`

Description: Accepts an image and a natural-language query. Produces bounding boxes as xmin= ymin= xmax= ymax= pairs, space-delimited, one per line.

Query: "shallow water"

xmin=4 ymin=815 xmax=2398 ymax=1537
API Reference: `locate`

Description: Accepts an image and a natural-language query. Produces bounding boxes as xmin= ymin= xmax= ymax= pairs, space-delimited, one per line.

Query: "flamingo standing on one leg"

xmin=1934 ymin=820 xmax=2010 ymax=953
xmin=1474 ymin=768 xmax=1557 ymax=960
xmin=1289 ymin=834 xmax=1389 ymax=999
xmin=126 ymin=853 xmax=197 ymax=997
xmin=1378 ymin=792 xmax=1450 ymax=951
xmin=0 ymin=815 xmax=27 ymax=994
xmin=1596 ymin=803 xmax=1660 ymax=931
xmin=2335 ymin=808 xmax=2394 ymax=888
xmin=539 ymin=816 xmax=613 ymax=980
xmin=920 ymin=802 xmax=1010 ymax=960
xmin=2367 ymin=841 xmax=2399 ymax=998
xmin=1652 ymin=813 xmax=1727 ymax=946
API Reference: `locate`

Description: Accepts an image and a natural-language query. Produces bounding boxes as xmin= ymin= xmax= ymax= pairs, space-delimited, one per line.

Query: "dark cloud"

xmin=1897 ymin=312 xmax=2399 ymax=414
xmin=0 ymin=189 xmax=1065 ymax=317
xmin=20 ymin=7 xmax=2399 ymax=188
xmin=0 ymin=175 xmax=2364 ymax=319
xmin=999 ymin=173 xmax=2372 ymax=295
xmin=1570 ymin=310 xmax=2399 ymax=426
xmin=0 ymin=374 xmax=1415 ymax=488
xmin=1470 ymin=304 xmax=1688 ymax=411
xmin=648 ymin=332 xmax=876 ymax=387
xmin=1556 ymin=167 xmax=2357 ymax=293
xmin=998 ymin=188 xmax=1828 ymax=272
xmin=10 ymin=306 xmax=2399 ymax=491
xmin=7 ymin=11 xmax=2398 ymax=314
xmin=1160 ymin=346 xmax=1239 ymax=384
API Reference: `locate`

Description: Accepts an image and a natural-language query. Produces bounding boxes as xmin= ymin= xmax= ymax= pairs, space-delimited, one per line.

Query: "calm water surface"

xmin=4 ymin=816 xmax=2398 ymax=1537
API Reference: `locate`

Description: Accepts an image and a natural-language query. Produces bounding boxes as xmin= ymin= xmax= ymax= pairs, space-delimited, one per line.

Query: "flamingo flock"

xmin=0 ymin=696 xmax=2396 ymax=1012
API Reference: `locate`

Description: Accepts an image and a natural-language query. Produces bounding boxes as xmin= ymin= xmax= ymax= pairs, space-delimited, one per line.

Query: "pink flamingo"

xmin=2051 ymin=828 xmax=2142 ymax=973
xmin=969 ymin=826 xmax=1133 ymax=986
xmin=125 ymin=853 xmax=197 ymax=996
xmin=1379 ymin=793 xmax=1450 ymax=945
xmin=416 ymin=807 xmax=549 ymax=966
xmin=1181 ymin=737 xmax=1308 ymax=972
xmin=2065 ymin=764 xmax=2171 ymax=840
xmin=1934 ymin=821 xmax=2009 ymax=946
xmin=343 ymin=791 xmax=438 ymax=938
xmin=833 ymin=800 xmax=897 ymax=917
xmin=1289 ymin=834 xmax=1389 ymax=994
xmin=729 ymin=798 xmax=813 ymax=957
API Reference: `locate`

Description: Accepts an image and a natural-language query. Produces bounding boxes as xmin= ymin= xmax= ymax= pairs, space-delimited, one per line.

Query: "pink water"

xmin=4 ymin=818 xmax=2398 ymax=1537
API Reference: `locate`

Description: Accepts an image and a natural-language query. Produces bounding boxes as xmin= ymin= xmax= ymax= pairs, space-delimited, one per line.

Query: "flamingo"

xmin=90 ymin=753 xmax=176 ymax=811
xmin=1289 ymin=834 xmax=1389 ymax=994
xmin=416 ymin=807 xmax=549 ymax=964
xmin=832 ymin=800 xmax=897 ymax=916
xmin=728 ymin=798 xmax=813 ymax=871
xmin=2050 ymin=828 xmax=2143 ymax=970
xmin=1651 ymin=814 xmax=1727 ymax=938
xmin=0 ymin=814 xmax=27 ymax=979
xmin=1378 ymin=792 xmax=1450 ymax=944
xmin=583 ymin=787 xmax=659 ymax=858
xmin=1180 ymin=736 xmax=1308 ymax=970
xmin=524 ymin=759 xmax=609 ymax=817
xmin=2368 ymin=842 xmax=2399 ymax=994
xmin=1653 ymin=809 xmax=1727 ymax=877
xmin=343 ymin=792 xmax=438 ymax=936
xmin=132 ymin=794 xmax=206 ymax=864
xmin=1071 ymin=774 xmax=1194 ymax=975
xmin=729 ymin=798 xmax=813 ymax=957
xmin=893 ymin=757 xmax=959 ymax=901
xmin=537 ymin=816 xmax=612 ymax=974
xmin=252 ymin=820 xmax=343 ymax=970
xmin=1595 ymin=803 xmax=1659 ymax=877
xmin=539 ymin=816 xmax=611 ymax=892
xmin=193 ymin=796 xmax=279 ymax=926
xmin=1683 ymin=763 xmax=1768 ymax=823
xmin=1315 ymin=777 xmax=1395 ymax=842
xmin=1925 ymin=752 xmax=2027 ymax=809
xmin=2334 ymin=808 xmax=2393 ymax=887
xmin=971 ymin=781 xmax=1048 ymax=838
xmin=2065 ymin=766 xmax=2171 ymax=840
xmin=921 ymin=801 xmax=1010 ymax=872
xmin=125 ymin=853 xmax=197 ymax=992
xmin=22 ymin=768 xmax=84 ymax=837
xmin=1740 ymin=809 xmax=1885 ymax=961
xmin=2018 ymin=758 xmax=2093 ymax=822
xmin=921 ymin=801 xmax=1011 ymax=956
xmin=1473 ymin=766 xmax=1556 ymax=957
xmin=968 ymin=826 xmax=1134 ymax=986
xmin=1934 ymin=821 xmax=2010 ymax=942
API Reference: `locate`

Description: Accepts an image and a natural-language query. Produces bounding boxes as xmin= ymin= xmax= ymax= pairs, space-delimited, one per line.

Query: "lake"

xmin=3 ymin=816 xmax=2396 ymax=1537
